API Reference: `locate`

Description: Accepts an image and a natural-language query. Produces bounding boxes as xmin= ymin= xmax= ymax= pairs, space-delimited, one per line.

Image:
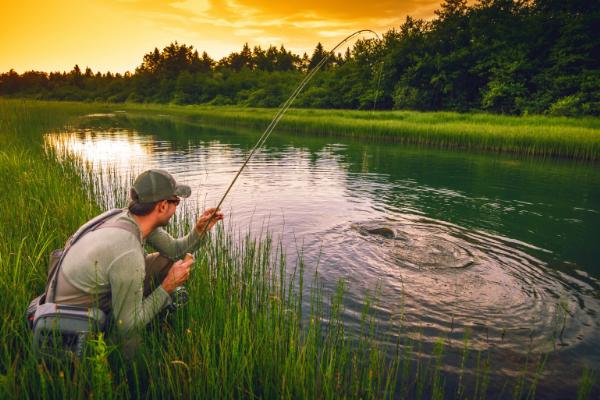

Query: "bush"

xmin=547 ymin=95 xmax=583 ymax=117
xmin=393 ymin=85 xmax=431 ymax=110
xmin=209 ymin=94 xmax=234 ymax=105
xmin=481 ymin=80 xmax=526 ymax=115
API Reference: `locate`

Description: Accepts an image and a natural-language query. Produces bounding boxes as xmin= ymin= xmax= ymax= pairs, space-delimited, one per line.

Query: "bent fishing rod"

xmin=198 ymin=29 xmax=381 ymax=233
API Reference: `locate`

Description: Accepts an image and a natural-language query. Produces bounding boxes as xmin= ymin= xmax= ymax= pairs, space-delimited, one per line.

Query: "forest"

xmin=1 ymin=0 xmax=598 ymax=116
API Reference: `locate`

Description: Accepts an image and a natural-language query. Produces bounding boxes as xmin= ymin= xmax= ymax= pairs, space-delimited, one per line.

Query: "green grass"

xmin=0 ymin=98 xmax=597 ymax=398
xmin=3 ymin=99 xmax=600 ymax=160
xmin=110 ymin=103 xmax=600 ymax=161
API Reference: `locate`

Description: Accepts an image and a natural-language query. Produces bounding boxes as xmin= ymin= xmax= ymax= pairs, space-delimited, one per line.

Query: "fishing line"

xmin=199 ymin=29 xmax=382 ymax=231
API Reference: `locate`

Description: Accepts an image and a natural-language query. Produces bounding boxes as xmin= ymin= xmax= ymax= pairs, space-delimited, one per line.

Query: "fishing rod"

xmin=198 ymin=29 xmax=382 ymax=233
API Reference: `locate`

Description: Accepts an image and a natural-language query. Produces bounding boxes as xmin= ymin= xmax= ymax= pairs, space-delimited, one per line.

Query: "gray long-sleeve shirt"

xmin=52 ymin=209 xmax=201 ymax=334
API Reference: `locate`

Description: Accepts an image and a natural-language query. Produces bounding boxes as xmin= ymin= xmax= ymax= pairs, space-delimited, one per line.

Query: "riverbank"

xmin=115 ymin=102 xmax=600 ymax=161
xmin=0 ymin=99 xmax=596 ymax=398
xmin=3 ymin=99 xmax=600 ymax=161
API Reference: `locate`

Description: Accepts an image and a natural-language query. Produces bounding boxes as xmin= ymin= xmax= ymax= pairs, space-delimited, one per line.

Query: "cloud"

xmin=109 ymin=0 xmax=443 ymax=59
xmin=115 ymin=0 xmax=440 ymax=31
xmin=233 ymin=28 xmax=264 ymax=37
xmin=2 ymin=0 xmax=447 ymax=72
xmin=227 ymin=0 xmax=437 ymax=20
xmin=171 ymin=0 xmax=211 ymax=14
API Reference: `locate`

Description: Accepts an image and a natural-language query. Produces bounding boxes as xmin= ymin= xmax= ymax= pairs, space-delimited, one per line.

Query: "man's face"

xmin=157 ymin=197 xmax=180 ymax=227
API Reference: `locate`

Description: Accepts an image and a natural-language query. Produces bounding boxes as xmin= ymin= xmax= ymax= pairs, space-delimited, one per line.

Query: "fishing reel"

xmin=167 ymin=253 xmax=192 ymax=310
xmin=171 ymin=286 xmax=189 ymax=308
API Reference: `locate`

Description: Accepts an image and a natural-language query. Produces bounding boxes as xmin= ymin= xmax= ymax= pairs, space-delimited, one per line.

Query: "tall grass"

xmin=0 ymin=99 xmax=596 ymax=398
xmin=3 ymin=99 xmax=599 ymax=160
xmin=112 ymin=103 xmax=600 ymax=161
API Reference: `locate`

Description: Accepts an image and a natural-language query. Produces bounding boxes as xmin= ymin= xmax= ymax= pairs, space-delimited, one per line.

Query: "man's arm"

xmin=146 ymin=227 xmax=202 ymax=260
xmin=147 ymin=208 xmax=224 ymax=259
xmin=108 ymin=250 xmax=171 ymax=334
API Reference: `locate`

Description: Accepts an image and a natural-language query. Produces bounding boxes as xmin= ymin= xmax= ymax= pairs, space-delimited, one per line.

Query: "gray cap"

xmin=132 ymin=169 xmax=191 ymax=203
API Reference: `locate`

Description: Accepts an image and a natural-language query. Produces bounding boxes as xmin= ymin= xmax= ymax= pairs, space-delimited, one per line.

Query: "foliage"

xmin=1 ymin=1 xmax=598 ymax=116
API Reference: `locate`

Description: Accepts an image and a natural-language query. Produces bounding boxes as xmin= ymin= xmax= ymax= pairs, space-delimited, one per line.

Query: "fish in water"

xmin=364 ymin=227 xmax=395 ymax=239
xmin=351 ymin=224 xmax=396 ymax=239
xmin=352 ymin=221 xmax=475 ymax=269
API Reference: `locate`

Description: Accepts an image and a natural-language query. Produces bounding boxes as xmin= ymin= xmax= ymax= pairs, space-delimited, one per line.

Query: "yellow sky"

xmin=1 ymin=0 xmax=443 ymax=73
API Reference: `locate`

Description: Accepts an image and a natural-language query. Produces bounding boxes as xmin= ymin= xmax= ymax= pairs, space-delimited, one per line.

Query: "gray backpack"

xmin=26 ymin=208 xmax=135 ymax=359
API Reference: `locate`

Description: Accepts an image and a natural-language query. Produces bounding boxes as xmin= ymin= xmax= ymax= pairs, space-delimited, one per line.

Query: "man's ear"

xmin=156 ymin=200 xmax=168 ymax=214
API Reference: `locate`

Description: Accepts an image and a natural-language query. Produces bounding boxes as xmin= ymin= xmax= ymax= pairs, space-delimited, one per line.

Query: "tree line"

xmin=1 ymin=0 xmax=598 ymax=116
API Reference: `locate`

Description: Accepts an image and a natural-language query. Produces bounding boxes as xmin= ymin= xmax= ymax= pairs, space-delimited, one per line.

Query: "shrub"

xmin=547 ymin=95 xmax=583 ymax=117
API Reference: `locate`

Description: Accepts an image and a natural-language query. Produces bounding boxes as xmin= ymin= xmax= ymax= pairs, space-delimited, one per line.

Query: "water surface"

xmin=46 ymin=114 xmax=600 ymax=397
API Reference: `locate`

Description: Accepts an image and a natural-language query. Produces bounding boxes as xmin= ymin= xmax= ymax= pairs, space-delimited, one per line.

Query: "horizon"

xmin=1 ymin=0 xmax=445 ymax=74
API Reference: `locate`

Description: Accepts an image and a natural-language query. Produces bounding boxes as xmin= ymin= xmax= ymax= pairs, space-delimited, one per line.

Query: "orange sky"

xmin=1 ymin=0 xmax=443 ymax=74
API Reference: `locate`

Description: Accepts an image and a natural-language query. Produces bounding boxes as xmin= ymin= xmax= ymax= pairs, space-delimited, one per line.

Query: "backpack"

xmin=25 ymin=208 xmax=136 ymax=359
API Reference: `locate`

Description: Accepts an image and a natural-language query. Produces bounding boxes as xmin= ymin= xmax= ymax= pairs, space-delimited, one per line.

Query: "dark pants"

xmin=143 ymin=253 xmax=174 ymax=298
xmin=120 ymin=253 xmax=175 ymax=359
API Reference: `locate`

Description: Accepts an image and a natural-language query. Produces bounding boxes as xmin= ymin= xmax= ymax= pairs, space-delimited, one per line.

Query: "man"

xmin=47 ymin=169 xmax=223 ymax=342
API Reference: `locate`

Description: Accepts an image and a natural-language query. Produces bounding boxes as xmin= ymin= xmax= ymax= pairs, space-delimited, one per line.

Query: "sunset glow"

xmin=1 ymin=0 xmax=442 ymax=73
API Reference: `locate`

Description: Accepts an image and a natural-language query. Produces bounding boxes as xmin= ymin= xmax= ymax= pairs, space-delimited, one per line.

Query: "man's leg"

xmin=143 ymin=253 xmax=174 ymax=297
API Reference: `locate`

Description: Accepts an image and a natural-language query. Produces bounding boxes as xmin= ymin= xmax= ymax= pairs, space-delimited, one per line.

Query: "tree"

xmin=225 ymin=43 xmax=254 ymax=71
xmin=2 ymin=0 xmax=598 ymax=115
xmin=275 ymin=45 xmax=298 ymax=71
xmin=0 ymin=70 xmax=22 ymax=94
xmin=137 ymin=42 xmax=201 ymax=78
xmin=198 ymin=52 xmax=215 ymax=73
xmin=174 ymin=71 xmax=198 ymax=104
xmin=69 ymin=64 xmax=83 ymax=88
xmin=309 ymin=43 xmax=328 ymax=70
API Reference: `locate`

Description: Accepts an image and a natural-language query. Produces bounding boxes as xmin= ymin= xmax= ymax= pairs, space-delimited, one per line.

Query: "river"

xmin=46 ymin=113 xmax=600 ymax=398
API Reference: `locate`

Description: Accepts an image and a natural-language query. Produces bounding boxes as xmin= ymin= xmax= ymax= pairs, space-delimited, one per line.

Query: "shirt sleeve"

xmin=146 ymin=227 xmax=202 ymax=260
xmin=108 ymin=249 xmax=171 ymax=334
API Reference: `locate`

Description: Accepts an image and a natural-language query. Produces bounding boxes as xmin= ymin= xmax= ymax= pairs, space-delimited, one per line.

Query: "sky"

xmin=1 ymin=0 xmax=444 ymax=74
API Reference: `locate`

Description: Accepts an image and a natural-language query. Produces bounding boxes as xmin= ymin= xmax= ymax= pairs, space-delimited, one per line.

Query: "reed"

xmin=112 ymin=103 xmax=600 ymax=161
xmin=577 ymin=368 xmax=597 ymax=400
xmin=0 ymin=99 xmax=596 ymax=398
xmin=3 ymin=99 xmax=599 ymax=160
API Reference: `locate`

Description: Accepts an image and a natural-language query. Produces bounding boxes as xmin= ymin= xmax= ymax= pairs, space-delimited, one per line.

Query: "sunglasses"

xmin=166 ymin=198 xmax=181 ymax=206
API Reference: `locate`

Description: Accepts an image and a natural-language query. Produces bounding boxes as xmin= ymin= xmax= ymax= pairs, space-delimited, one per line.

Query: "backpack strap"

xmin=46 ymin=209 xmax=131 ymax=303
xmin=95 ymin=220 xmax=140 ymax=240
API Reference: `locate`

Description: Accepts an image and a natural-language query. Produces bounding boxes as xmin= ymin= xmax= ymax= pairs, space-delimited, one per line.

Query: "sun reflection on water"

xmin=45 ymin=129 xmax=153 ymax=172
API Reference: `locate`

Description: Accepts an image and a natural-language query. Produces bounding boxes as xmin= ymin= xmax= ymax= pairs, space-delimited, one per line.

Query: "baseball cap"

xmin=132 ymin=169 xmax=191 ymax=203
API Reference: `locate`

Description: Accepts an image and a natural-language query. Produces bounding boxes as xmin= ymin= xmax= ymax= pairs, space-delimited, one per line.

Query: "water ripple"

xmin=321 ymin=214 xmax=599 ymax=353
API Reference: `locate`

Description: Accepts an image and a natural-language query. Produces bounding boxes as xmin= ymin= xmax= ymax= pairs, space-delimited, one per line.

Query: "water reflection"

xmin=45 ymin=116 xmax=600 ymax=396
xmin=46 ymin=129 xmax=153 ymax=172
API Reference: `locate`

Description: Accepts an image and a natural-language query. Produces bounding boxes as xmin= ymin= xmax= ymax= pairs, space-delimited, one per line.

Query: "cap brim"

xmin=174 ymin=184 xmax=191 ymax=198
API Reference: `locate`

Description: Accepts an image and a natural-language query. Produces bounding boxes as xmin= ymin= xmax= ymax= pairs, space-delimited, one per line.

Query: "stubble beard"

xmin=158 ymin=215 xmax=171 ymax=227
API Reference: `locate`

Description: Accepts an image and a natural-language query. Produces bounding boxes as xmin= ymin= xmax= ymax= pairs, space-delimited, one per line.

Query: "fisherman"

xmin=46 ymin=169 xmax=223 ymax=352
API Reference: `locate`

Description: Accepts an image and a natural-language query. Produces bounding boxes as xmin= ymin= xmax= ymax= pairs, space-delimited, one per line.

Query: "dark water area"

xmin=46 ymin=113 xmax=600 ymax=398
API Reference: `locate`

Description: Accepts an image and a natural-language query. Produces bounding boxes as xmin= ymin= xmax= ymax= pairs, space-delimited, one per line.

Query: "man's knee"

xmin=143 ymin=253 xmax=174 ymax=297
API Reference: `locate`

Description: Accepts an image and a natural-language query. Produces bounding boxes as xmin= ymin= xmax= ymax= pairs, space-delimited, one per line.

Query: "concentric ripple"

xmin=353 ymin=221 xmax=476 ymax=270
xmin=338 ymin=215 xmax=599 ymax=352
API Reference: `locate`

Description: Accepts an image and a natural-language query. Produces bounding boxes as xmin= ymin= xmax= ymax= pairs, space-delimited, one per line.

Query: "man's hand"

xmin=161 ymin=255 xmax=194 ymax=294
xmin=195 ymin=207 xmax=224 ymax=235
